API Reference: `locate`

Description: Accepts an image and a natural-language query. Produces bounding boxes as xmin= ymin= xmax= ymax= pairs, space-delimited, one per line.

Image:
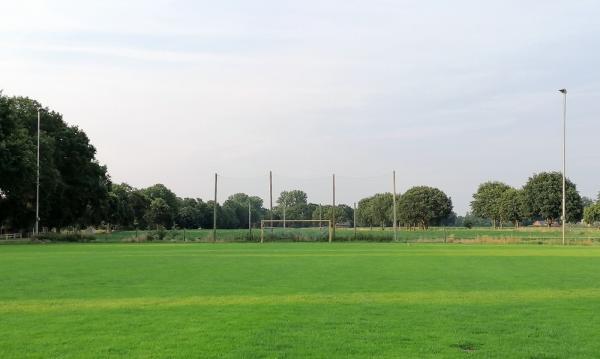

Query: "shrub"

xmin=36 ymin=232 xmax=95 ymax=242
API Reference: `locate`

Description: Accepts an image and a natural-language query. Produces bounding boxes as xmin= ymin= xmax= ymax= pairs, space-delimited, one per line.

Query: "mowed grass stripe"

xmin=3 ymin=288 xmax=600 ymax=313
xmin=5 ymin=245 xmax=600 ymax=258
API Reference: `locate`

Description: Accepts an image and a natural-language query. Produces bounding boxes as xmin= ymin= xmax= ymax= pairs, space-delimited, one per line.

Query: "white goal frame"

xmin=260 ymin=219 xmax=332 ymax=243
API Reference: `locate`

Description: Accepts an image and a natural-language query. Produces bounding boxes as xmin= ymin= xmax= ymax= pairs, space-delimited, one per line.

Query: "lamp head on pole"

xmin=559 ymin=89 xmax=567 ymax=94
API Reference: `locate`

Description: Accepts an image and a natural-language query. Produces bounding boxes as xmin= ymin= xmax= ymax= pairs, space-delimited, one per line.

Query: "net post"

xmin=329 ymin=220 xmax=332 ymax=243
xmin=260 ymin=220 xmax=264 ymax=243
xmin=319 ymin=204 xmax=322 ymax=229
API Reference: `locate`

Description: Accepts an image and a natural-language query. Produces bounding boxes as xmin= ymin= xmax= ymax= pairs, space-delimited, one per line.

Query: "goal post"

xmin=261 ymin=220 xmax=332 ymax=243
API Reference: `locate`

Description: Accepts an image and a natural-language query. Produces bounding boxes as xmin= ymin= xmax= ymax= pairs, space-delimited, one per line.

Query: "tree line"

xmin=2 ymin=94 xmax=599 ymax=233
xmin=101 ymin=185 xmax=454 ymax=231
xmin=470 ymin=174 xmax=600 ymax=228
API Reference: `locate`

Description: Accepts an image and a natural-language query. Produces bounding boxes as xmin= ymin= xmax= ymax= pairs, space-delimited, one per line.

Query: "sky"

xmin=1 ymin=0 xmax=599 ymax=214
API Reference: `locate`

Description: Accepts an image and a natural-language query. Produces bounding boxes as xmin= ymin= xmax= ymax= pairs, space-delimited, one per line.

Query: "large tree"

xmin=498 ymin=188 xmax=525 ymax=228
xmin=356 ymin=193 xmax=396 ymax=229
xmin=107 ymin=183 xmax=136 ymax=228
xmin=522 ymin=172 xmax=583 ymax=226
xmin=144 ymin=198 xmax=172 ymax=229
xmin=141 ymin=184 xmax=179 ymax=228
xmin=312 ymin=204 xmax=354 ymax=225
xmin=398 ymin=186 xmax=452 ymax=229
xmin=222 ymin=193 xmax=265 ymax=229
xmin=355 ymin=193 xmax=392 ymax=229
xmin=174 ymin=198 xmax=210 ymax=229
xmin=276 ymin=190 xmax=311 ymax=220
xmin=471 ymin=181 xmax=512 ymax=228
xmin=0 ymin=94 xmax=110 ymax=231
xmin=583 ymin=203 xmax=600 ymax=226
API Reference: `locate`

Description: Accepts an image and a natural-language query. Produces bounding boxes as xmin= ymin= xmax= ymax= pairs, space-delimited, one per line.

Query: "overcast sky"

xmin=2 ymin=0 xmax=599 ymax=214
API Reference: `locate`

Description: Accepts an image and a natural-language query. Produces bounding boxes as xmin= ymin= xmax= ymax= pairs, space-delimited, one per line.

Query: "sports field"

xmin=2 ymin=243 xmax=600 ymax=358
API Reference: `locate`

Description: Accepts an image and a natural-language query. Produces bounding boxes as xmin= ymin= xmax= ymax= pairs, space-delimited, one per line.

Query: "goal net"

xmin=261 ymin=220 xmax=332 ymax=243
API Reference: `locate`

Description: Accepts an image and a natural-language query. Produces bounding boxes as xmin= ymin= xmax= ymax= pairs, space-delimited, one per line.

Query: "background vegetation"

xmin=2 ymin=94 xmax=599 ymax=236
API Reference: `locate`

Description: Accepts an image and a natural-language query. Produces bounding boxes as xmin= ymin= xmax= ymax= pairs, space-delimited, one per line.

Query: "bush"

xmin=147 ymin=226 xmax=167 ymax=241
xmin=464 ymin=218 xmax=474 ymax=229
xmin=36 ymin=232 xmax=95 ymax=242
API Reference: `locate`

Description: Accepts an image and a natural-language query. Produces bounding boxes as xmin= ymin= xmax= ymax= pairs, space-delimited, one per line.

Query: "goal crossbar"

xmin=260 ymin=220 xmax=332 ymax=243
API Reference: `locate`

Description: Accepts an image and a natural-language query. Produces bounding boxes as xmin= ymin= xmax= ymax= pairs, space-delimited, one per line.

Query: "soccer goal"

xmin=260 ymin=220 xmax=332 ymax=243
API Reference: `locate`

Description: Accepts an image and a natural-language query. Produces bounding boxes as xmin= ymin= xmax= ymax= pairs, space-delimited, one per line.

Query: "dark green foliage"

xmin=275 ymin=190 xmax=312 ymax=220
xmin=35 ymin=232 xmax=95 ymax=242
xmin=176 ymin=198 xmax=209 ymax=229
xmin=498 ymin=188 xmax=526 ymax=227
xmin=583 ymin=203 xmax=600 ymax=225
xmin=522 ymin=172 xmax=583 ymax=225
xmin=221 ymin=193 xmax=265 ymax=229
xmin=464 ymin=218 xmax=474 ymax=229
xmin=356 ymin=193 xmax=395 ymax=228
xmin=455 ymin=213 xmax=492 ymax=228
xmin=0 ymin=94 xmax=110 ymax=231
xmin=471 ymin=181 xmax=512 ymax=227
xmin=312 ymin=204 xmax=354 ymax=225
xmin=145 ymin=198 xmax=172 ymax=228
xmin=398 ymin=186 xmax=452 ymax=229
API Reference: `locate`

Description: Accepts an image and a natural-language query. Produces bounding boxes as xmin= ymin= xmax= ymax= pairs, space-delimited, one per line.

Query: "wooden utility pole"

xmin=269 ymin=170 xmax=273 ymax=226
xmin=269 ymin=170 xmax=273 ymax=240
xmin=248 ymin=200 xmax=252 ymax=239
xmin=331 ymin=173 xmax=336 ymax=243
xmin=392 ymin=170 xmax=398 ymax=242
xmin=213 ymin=173 xmax=217 ymax=242
xmin=354 ymin=202 xmax=357 ymax=241
xmin=319 ymin=204 xmax=322 ymax=229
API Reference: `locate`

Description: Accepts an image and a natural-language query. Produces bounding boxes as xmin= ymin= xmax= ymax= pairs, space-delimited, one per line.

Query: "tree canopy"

xmin=522 ymin=172 xmax=583 ymax=225
xmin=0 ymin=94 xmax=110 ymax=231
xmin=398 ymin=186 xmax=452 ymax=229
xmin=471 ymin=181 xmax=511 ymax=227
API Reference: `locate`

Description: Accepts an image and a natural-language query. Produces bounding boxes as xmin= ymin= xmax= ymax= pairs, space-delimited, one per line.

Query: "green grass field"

xmin=2 ymin=243 xmax=600 ymax=358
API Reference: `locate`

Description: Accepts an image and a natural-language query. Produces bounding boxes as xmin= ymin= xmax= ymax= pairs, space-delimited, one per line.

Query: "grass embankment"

xmin=2 ymin=243 xmax=600 ymax=357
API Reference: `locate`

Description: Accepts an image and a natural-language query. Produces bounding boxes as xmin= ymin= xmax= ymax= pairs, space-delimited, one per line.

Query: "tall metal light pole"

xmin=559 ymin=89 xmax=567 ymax=245
xmin=35 ymin=108 xmax=41 ymax=236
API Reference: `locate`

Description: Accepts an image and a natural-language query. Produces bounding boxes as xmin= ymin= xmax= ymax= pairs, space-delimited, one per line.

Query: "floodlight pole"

xmin=213 ymin=173 xmax=217 ymax=242
xmin=35 ymin=109 xmax=41 ymax=236
xmin=392 ymin=170 xmax=397 ymax=241
xmin=559 ymin=89 xmax=567 ymax=246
